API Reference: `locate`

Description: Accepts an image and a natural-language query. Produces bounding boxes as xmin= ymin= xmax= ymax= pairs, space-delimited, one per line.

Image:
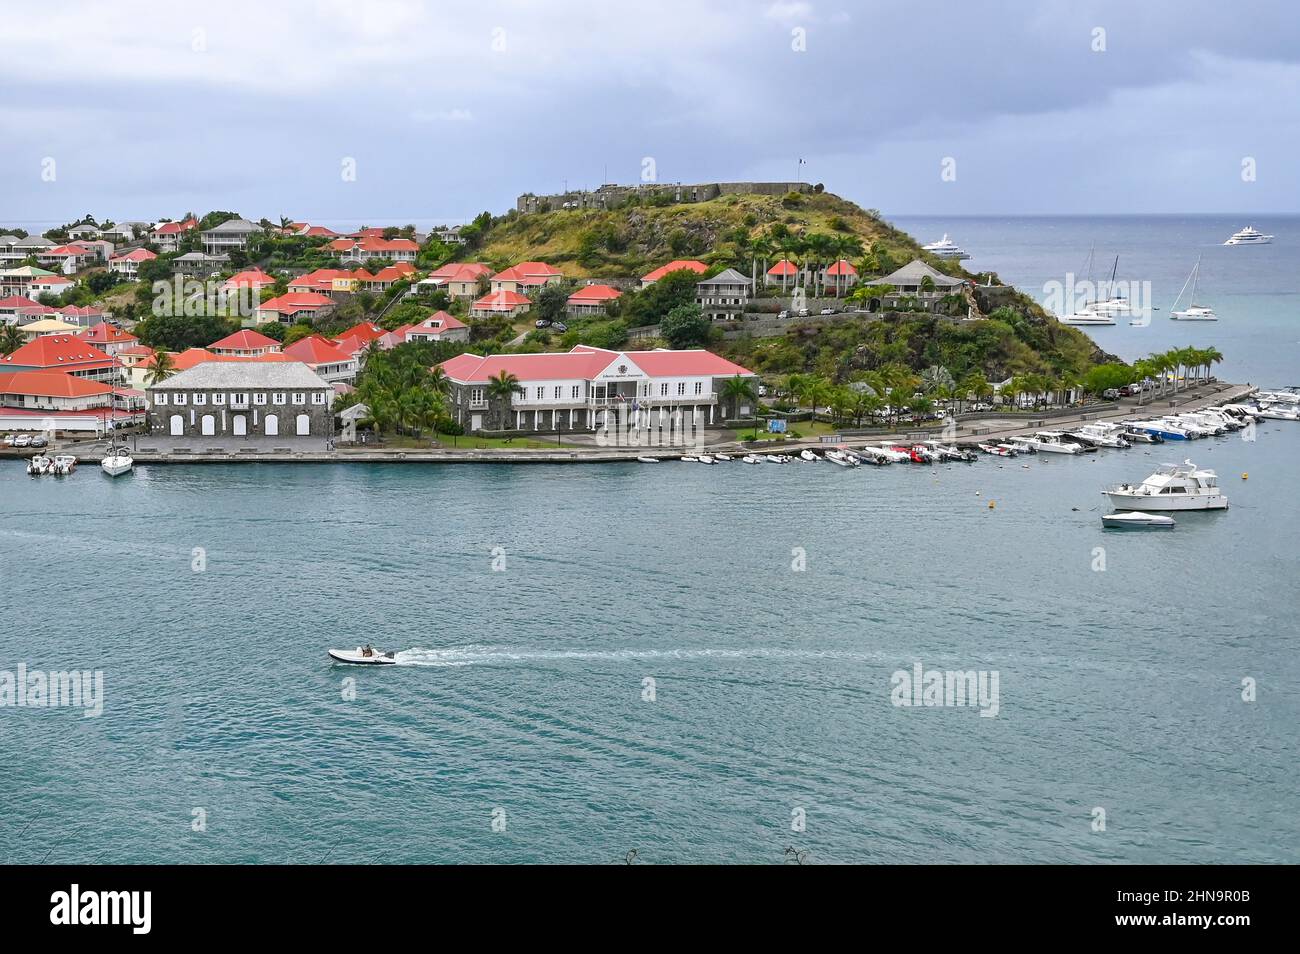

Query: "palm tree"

xmin=486 ymin=370 xmax=524 ymax=429
xmin=428 ymin=365 xmax=451 ymax=396
xmin=143 ymin=348 xmax=176 ymax=387
xmin=1202 ymin=346 xmax=1224 ymax=385
xmin=0 ymin=323 xmax=22 ymax=356
xmin=958 ymin=371 xmax=988 ymax=413
xmin=720 ymin=374 xmax=758 ymax=422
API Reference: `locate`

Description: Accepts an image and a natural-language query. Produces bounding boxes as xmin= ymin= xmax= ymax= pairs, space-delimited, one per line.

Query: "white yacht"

xmin=1224 ymin=225 xmax=1273 ymax=246
xmin=1170 ymin=257 xmax=1217 ymax=321
xmin=1104 ymin=460 xmax=1228 ymax=511
xmin=1060 ymin=306 xmax=1116 ymax=326
xmin=921 ymin=234 xmax=971 ymax=260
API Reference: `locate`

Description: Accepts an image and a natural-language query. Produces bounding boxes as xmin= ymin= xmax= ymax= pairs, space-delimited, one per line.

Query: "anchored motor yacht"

xmin=1104 ymin=460 xmax=1228 ymax=511
xmin=921 ymin=233 xmax=972 ymax=260
xmin=1224 ymin=225 xmax=1273 ymax=246
xmin=1060 ymin=305 xmax=1116 ymax=326
xmin=1068 ymin=424 xmax=1131 ymax=448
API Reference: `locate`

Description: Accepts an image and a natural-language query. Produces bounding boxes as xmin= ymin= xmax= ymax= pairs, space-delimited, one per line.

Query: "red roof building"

xmin=490 ymin=261 xmax=563 ymax=294
xmin=470 ymin=289 xmax=531 ymax=317
xmin=209 ymin=329 xmax=282 ymax=357
xmin=222 ymin=268 xmax=278 ymax=292
xmin=400 ymin=311 xmax=468 ymax=344
xmin=437 ymin=345 xmax=755 ymax=433
xmin=77 ymin=323 xmax=139 ymax=355
xmin=566 ymin=283 xmax=623 ymax=315
xmin=640 ymin=260 xmax=708 ymax=287
xmin=254 ymin=292 xmax=335 ymax=325
xmin=0 ymin=335 xmax=117 ymax=381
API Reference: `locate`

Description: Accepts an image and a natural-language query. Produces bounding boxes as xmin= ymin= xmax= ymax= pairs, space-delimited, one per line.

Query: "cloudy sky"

xmin=2 ymin=0 xmax=1297 ymax=229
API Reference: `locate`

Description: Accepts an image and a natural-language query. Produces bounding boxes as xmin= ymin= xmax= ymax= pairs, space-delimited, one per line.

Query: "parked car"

xmin=29 ymin=435 xmax=48 ymax=448
xmin=2 ymin=434 xmax=16 ymax=446
xmin=551 ymin=321 xmax=568 ymax=332
xmin=1118 ymin=385 xmax=1138 ymax=397
xmin=13 ymin=434 xmax=31 ymax=447
xmin=819 ymin=307 xmax=836 ymax=316
xmin=796 ymin=308 xmax=810 ymax=317
xmin=777 ymin=310 xmax=789 ymax=319
xmin=534 ymin=318 xmax=552 ymax=328
xmin=970 ymin=402 xmax=993 ymax=412
xmin=1102 ymin=388 xmax=1121 ymax=400
xmin=757 ymin=385 xmax=768 ymax=397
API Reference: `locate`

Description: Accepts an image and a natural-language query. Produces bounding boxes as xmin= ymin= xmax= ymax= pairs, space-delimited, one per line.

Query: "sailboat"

xmin=1170 ymin=257 xmax=1218 ymax=321
xmin=100 ymin=380 xmax=134 ymax=477
xmin=1091 ymin=255 xmax=1133 ymax=317
xmin=1060 ymin=244 xmax=1115 ymax=325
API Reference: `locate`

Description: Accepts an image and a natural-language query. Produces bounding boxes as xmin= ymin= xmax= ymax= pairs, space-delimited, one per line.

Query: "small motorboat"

xmin=697 ymin=455 xmax=716 ymax=464
xmin=27 ymin=454 xmax=53 ymax=476
xmin=51 ymin=454 xmax=78 ymax=475
xmin=713 ymin=454 xmax=733 ymax=461
xmin=328 ymin=647 xmax=398 ymax=665
xmin=825 ymin=450 xmax=858 ymax=467
xmin=636 ymin=456 xmax=659 ymax=463
xmin=1102 ymin=512 xmax=1177 ymax=530
xmin=979 ymin=443 xmax=1014 ymax=457
xmin=799 ymin=449 xmax=819 ymax=462
xmin=764 ymin=454 xmax=787 ymax=463
xmin=680 ymin=455 xmax=700 ymax=462
xmin=741 ymin=454 xmax=763 ymax=464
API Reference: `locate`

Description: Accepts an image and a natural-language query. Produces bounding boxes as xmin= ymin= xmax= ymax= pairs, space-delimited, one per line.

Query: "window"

xmin=677 ymin=382 xmax=686 ymax=396
xmin=292 ymin=393 xmax=305 ymax=405
xmin=154 ymin=393 xmax=167 ymax=405
xmin=536 ymin=386 xmax=544 ymax=400
xmin=253 ymin=392 xmax=267 ymax=406
xmin=174 ymin=393 xmax=187 ymax=405
xmin=553 ymin=386 xmax=561 ymax=399
xmin=471 ymin=388 xmax=484 ymax=403
xmin=660 ymin=383 xmax=669 ymax=396
xmin=694 ymin=381 xmax=704 ymax=395
xmin=213 ymin=393 xmax=226 ymax=405
xmin=273 ymin=392 xmax=286 ymax=405
xmin=233 ymin=393 xmax=248 ymax=405
xmin=311 ymin=392 xmax=326 ymax=405
xmin=193 ymin=393 xmax=206 ymax=405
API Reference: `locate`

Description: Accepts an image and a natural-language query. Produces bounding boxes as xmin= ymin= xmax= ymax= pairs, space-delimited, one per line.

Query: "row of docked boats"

xmin=26 ymin=454 xmax=78 ymax=476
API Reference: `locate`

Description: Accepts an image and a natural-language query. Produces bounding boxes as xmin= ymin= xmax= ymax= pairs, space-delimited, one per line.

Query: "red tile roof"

xmin=338 ymin=321 xmax=385 ymax=344
xmin=77 ymin=324 xmax=138 ymax=346
xmin=222 ymin=268 xmax=277 ymax=290
xmin=493 ymin=261 xmax=561 ymax=284
xmin=154 ymin=218 xmax=198 ymax=235
xmin=472 ymin=289 xmax=530 ymax=310
xmin=641 ymin=260 xmax=708 ymax=283
xmin=284 ymin=335 xmax=355 ymax=365
xmin=567 ymin=284 xmax=622 ymax=304
xmin=406 ymin=311 xmax=467 ymax=335
xmin=429 ymin=262 xmax=492 ymax=282
xmin=1 ymin=335 xmax=115 ymax=370
xmin=0 ymin=295 xmax=41 ymax=310
xmin=767 ymin=259 xmax=797 ymax=276
xmin=209 ymin=329 xmax=280 ymax=351
xmin=825 ymin=259 xmax=858 ymax=276
xmin=438 ymin=346 xmax=752 ymax=384
xmin=257 ymin=292 xmax=333 ymax=314
xmin=110 ymin=248 xmax=157 ymax=263
xmin=0 ymin=370 xmax=114 ymax=399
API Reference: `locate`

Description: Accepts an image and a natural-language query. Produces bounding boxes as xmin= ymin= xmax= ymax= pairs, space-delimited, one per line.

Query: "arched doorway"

xmin=295 ymin=414 xmax=310 ymax=435
xmin=169 ymin=414 xmax=184 ymax=436
xmin=265 ymin=414 xmax=278 ymax=436
xmin=233 ymin=414 xmax=247 ymax=436
xmin=201 ymin=414 xmax=216 ymax=436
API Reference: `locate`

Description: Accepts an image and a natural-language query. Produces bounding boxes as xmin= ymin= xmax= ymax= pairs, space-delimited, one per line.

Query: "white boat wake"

xmin=393 ymin=645 xmax=889 ymax=668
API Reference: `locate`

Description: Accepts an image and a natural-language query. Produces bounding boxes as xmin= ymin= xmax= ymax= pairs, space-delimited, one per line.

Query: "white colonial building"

xmin=439 ymin=345 xmax=756 ymax=434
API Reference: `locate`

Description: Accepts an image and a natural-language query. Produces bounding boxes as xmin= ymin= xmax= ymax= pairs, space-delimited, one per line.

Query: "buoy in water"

xmin=1242 ymin=473 xmax=1248 ymax=480
xmin=988 ymin=501 xmax=996 ymax=509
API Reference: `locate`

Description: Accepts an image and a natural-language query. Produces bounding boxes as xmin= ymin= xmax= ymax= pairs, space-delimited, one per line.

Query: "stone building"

xmin=146 ymin=362 xmax=333 ymax=439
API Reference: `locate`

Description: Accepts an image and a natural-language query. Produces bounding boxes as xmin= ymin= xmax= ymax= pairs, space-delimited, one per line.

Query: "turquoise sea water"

xmin=2 ymin=216 xmax=1298 ymax=864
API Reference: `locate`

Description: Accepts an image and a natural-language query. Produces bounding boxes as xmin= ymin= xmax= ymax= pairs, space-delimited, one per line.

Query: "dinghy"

xmin=799 ymin=449 xmax=819 ymax=462
xmin=636 ymin=456 xmax=659 ymax=463
xmin=328 ymin=647 xmax=398 ymax=665
xmin=1102 ymin=512 xmax=1176 ymax=530
xmin=741 ymin=454 xmax=763 ymax=464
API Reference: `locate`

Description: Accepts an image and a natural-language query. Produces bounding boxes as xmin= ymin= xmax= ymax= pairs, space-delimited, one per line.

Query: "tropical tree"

xmin=143 ymin=348 xmax=176 ymax=386
xmin=486 ymin=370 xmax=524 ymax=429
xmin=0 ymin=323 xmax=22 ymax=356
xmin=720 ymin=374 xmax=758 ymax=421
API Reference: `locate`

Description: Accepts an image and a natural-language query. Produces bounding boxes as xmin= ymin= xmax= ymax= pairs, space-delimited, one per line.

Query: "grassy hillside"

xmin=475 ymin=189 xmax=924 ymax=279
xmin=468 ymin=189 xmax=1117 ymax=382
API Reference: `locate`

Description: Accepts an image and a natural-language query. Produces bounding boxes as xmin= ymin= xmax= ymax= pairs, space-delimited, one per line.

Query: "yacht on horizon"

xmin=1224 ymin=225 xmax=1273 ymax=245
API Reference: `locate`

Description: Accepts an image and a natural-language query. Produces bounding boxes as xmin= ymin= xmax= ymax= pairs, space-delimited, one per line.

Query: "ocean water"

xmin=893 ymin=214 xmax=1300 ymax=385
xmin=2 ymin=216 xmax=1297 ymax=865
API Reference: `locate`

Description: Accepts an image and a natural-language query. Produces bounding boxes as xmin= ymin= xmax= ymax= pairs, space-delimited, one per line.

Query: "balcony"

xmin=229 ymin=401 xmax=250 ymax=410
xmin=468 ymin=399 xmax=488 ymax=410
xmin=588 ymin=394 xmax=715 ymax=407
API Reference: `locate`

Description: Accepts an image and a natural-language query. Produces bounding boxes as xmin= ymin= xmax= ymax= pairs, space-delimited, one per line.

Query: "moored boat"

xmin=1104 ymin=460 xmax=1228 ymax=511
xmin=1102 ymin=512 xmax=1177 ymax=530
